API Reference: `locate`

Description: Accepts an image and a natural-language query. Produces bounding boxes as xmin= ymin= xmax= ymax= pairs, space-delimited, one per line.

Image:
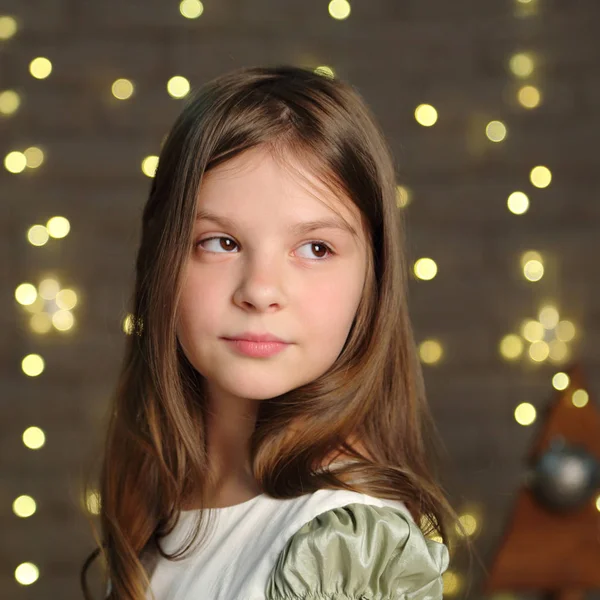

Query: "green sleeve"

xmin=265 ymin=503 xmax=449 ymax=600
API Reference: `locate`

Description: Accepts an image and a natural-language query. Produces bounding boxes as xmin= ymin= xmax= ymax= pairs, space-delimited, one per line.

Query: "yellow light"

xmin=23 ymin=296 xmax=45 ymax=314
xmin=314 ymin=65 xmax=335 ymax=78
xmin=414 ymin=258 xmax=438 ymax=281
xmin=538 ymin=305 xmax=559 ymax=329
xmin=328 ymin=0 xmax=351 ymax=20
xmin=52 ymin=309 xmax=74 ymax=331
xmin=30 ymin=313 xmax=52 ymax=334
xmin=180 ymin=0 xmax=204 ymax=19
xmin=523 ymin=259 xmax=544 ymax=281
xmin=15 ymin=563 xmax=39 ymax=586
xmin=521 ymin=320 xmax=544 ymax=342
xmin=141 ymin=155 xmax=159 ymax=177
xmin=596 ymin=495 xmax=600 ymax=512
xmin=552 ymin=372 xmax=570 ymax=390
xmin=24 ymin=146 xmax=44 ymax=168
xmin=572 ymin=389 xmax=589 ymax=408
xmin=548 ymin=340 xmax=569 ymax=363
xmin=29 ymin=56 xmax=52 ymax=79
xmin=27 ymin=225 xmax=49 ymax=246
xmin=518 ymin=85 xmax=541 ymax=108
xmin=555 ymin=320 xmax=575 ymax=342
xmin=419 ymin=339 xmax=443 ymax=365
xmin=13 ymin=495 xmax=37 ymax=518
xmin=529 ymin=340 xmax=549 ymax=362
xmin=509 ymin=52 xmax=535 ymax=78
xmin=530 ymin=165 xmax=552 ymax=188
xmin=515 ymin=402 xmax=536 ymax=425
xmin=396 ymin=185 xmax=411 ymax=208
xmin=442 ymin=571 xmax=461 ymax=596
xmin=22 ymin=354 xmax=45 ymax=376
xmin=520 ymin=250 xmax=542 ymax=267
xmin=86 ymin=489 xmax=101 ymax=515
xmin=39 ymin=278 xmax=60 ymax=300
xmin=15 ymin=283 xmax=37 ymax=306
xmin=46 ymin=216 xmax=70 ymax=238
xmin=123 ymin=314 xmax=135 ymax=334
xmin=0 ymin=15 xmax=18 ymax=40
xmin=486 ymin=120 xmax=507 ymax=142
xmin=507 ymin=191 xmax=529 ymax=214
xmin=23 ymin=426 xmax=45 ymax=449
xmin=56 ymin=288 xmax=77 ymax=310
xmin=415 ymin=104 xmax=438 ymax=127
xmin=0 ymin=89 xmax=20 ymax=115
xmin=499 ymin=334 xmax=523 ymax=360
xmin=456 ymin=513 xmax=478 ymax=537
xmin=111 ymin=78 xmax=134 ymax=100
xmin=167 ymin=75 xmax=190 ymax=98
xmin=4 ymin=150 xmax=27 ymax=173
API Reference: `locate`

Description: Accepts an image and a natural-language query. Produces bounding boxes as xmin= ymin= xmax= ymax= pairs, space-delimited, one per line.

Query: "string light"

xmin=555 ymin=320 xmax=575 ymax=342
xmin=514 ymin=402 xmax=536 ymax=425
xmin=442 ymin=571 xmax=462 ymax=596
xmin=530 ymin=165 xmax=552 ymax=188
xmin=414 ymin=258 xmax=438 ymax=281
xmin=0 ymin=15 xmax=18 ymax=40
xmin=15 ymin=284 xmax=38 ymax=306
xmin=414 ymin=104 xmax=438 ymax=126
xmin=13 ymin=495 xmax=37 ymax=518
xmin=517 ymin=85 xmax=541 ymax=108
xmin=419 ymin=339 xmax=443 ymax=365
xmin=486 ymin=120 xmax=507 ymax=142
xmin=0 ymin=89 xmax=20 ymax=115
xmin=509 ymin=52 xmax=535 ymax=78
xmin=507 ymin=191 xmax=529 ymax=215
xmin=552 ymin=372 xmax=570 ymax=390
xmin=167 ymin=75 xmax=190 ymax=98
xmin=499 ymin=334 xmax=524 ymax=360
xmin=14 ymin=563 xmax=39 ymax=586
xmin=29 ymin=57 xmax=52 ymax=79
xmin=21 ymin=354 xmax=45 ymax=377
xmin=538 ymin=305 xmax=559 ymax=329
xmin=22 ymin=427 xmax=45 ymax=449
xmin=328 ymin=0 xmax=351 ymax=20
xmin=46 ymin=216 xmax=70 ymax=238
xmin=27 ymin=225 xmax=49 ymax=246
xmin=141 ymin=155 xmax=159 ymax=177
xmin=314 ymin=65 xmax=335 ymax=78
xmin=24 ymin=146 xmax=44 ymax=169
xmin=111 ymin=78 xmax=134 ymax=100
xmin=529 ymin=340 xmax=549 ymax=362
xmin=180 ymin=0 xmax=204 ymax=19
xmin=396 ymin=185 xmax=411 ymax=208
xmin=4 ymin=150 xmax=27 ymax=173
xmin=86 ymin=489 xmax=101 ymax=515
xmin=571 ymin=389 xmax=589 ymax=408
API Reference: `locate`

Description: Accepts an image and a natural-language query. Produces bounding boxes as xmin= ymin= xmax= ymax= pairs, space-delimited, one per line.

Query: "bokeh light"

xmin=23 ymin=426 xmax=45 ymax=449
xmin=507 ymin=191 xmax=529 ymax=214
xmin=167 ymin=75 xmax=190 ymax=98
xmin=530 ymin=165 xmax=552 ymax=188
xmin=515 ymin=402 xmax=536 ymax=425
xmin=328 ymin=0 xmax=351 ymax=20
xmin=111 ymin=78 xmax=134 ymax=100
xmin=414 ymin=258 xmax=438 ymax=281
xmin=0 ymin=89 xmax=20 ymax=115
xmin=29 ymin=57 xmax=52 ymax=79
xmin=415 ymin=104 xmax=438 ymax=126
xmin=180 ymin=0 xmax=204 ymax=19
xmin=518 ymin=85 xmax=541 ymax=108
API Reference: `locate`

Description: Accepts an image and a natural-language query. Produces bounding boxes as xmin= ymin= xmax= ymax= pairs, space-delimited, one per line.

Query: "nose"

xmin=232 ymin=253 xmax=286 ymax=311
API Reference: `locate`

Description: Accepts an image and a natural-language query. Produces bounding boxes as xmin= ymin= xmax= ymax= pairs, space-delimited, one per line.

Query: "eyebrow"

xmin=195 ymin=209 xmax=358 ymax=237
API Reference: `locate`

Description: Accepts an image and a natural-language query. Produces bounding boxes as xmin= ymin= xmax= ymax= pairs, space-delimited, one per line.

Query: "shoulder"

xmin=265 ymin=501 xmax=449 ymax=600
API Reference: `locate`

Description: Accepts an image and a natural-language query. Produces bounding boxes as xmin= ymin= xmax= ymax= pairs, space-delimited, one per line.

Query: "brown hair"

xmin=81 ymin=64 xmax=463 ymax=600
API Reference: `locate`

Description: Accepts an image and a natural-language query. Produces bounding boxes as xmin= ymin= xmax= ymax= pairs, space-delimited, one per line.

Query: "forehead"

xmin=197 ymin=146 xmax=363 ymax=231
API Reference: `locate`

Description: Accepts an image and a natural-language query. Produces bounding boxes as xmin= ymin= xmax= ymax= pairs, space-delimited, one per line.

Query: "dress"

xmin=144 ymin=487 xmax=449 ymax=600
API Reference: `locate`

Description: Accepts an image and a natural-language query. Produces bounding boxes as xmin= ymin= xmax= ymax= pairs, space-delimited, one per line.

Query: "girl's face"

xmin=176 ymin=145 xmax=368 ymax=402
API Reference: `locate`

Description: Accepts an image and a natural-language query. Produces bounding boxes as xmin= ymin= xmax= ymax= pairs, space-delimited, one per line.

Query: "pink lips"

xmin=223 ymin=337 xmax=290 ymax=358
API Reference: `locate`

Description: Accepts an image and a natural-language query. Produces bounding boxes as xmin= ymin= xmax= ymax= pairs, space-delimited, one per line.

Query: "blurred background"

xmin=1 ymin=0 xmax=599 ymax=598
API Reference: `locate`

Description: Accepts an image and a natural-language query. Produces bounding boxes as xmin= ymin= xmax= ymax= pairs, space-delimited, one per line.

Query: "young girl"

xmin=81 ymin=64 xmax=459 ymax=600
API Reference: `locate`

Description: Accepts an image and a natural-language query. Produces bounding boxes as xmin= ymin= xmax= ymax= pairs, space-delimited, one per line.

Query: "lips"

xmin=223 ymin=332 xmax=288 ymax=343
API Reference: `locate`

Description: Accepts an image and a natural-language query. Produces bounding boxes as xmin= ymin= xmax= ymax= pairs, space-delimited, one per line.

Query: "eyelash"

xmin=195 ymin=236 xmax=336 ymax=261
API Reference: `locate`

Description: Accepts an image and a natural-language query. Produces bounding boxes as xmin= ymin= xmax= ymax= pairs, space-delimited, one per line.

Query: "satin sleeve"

xmin=265 ymin=503 xmax=449 ymax=600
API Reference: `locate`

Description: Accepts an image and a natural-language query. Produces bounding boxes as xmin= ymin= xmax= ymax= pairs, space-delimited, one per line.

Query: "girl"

xmin=81 ymin=64 xmax=460 ymax=600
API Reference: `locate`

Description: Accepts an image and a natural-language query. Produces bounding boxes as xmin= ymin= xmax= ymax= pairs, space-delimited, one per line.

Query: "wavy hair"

xmin=80 ymin=64 xmax=463 ymax=600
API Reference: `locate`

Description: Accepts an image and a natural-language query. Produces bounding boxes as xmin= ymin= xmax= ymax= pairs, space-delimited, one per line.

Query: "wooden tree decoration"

xmin=485 ymin=363 xmax=600 ymax=600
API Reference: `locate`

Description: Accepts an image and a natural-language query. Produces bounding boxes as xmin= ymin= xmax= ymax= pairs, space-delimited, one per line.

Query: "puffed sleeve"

xmin=265 ymin=503 xmax=449 ymax=600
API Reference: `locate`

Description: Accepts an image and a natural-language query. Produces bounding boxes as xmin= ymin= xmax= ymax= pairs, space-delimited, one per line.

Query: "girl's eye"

xmin=195 ymin=236 xmax=335 ymax=260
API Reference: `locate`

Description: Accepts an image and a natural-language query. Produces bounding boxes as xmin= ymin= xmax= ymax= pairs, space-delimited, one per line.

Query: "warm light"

xmin=507 ymin=191 xmax=529 ymax=214
xmin=24 ymin=146 xmax=44 ymax=168
xmin=529 ymin=340 xmax=549 ymax=362
xmin=22 ymin=354 xmax=45 ymax=376
xmin=141 ymin=155 xmax=159 ymax=177
xmin=111 ymin=78 xmax=134 ymax=100
xmin=328 ymin=0 xmax=351 ymax=20
xmin=15 ymin=563 xmax=39 ymax=586
xmin=486 ymin=120 xmax=507 ymax=142
xmin=518 ymin=85 xmax=541 ymax=108
xmin=4 ymin=150 xmax=27 ymax=173
xmin=552 ymin=372 xmax=569 ymax=391
xmin=515 ymin=402 xmax=536 ymax=425
xmin=30 ymin=313 xmax=52 ymax=334
xmin=556 ymin=320 xmax=575 ymax=342
xmin=415 ymin=104 xmax=438 ymax=126
xmin=46 ymin=216 xmax=70 ymax=238
xmin=180 ymin=0 xmax=204 ymax=19
xmin=572 ymin=389 xmax=589 ymax=408
xmin=548 ymin=340 xmax=569 ymax=363
xmin=27 ymin=225 xmax=49 ymax=246
xmin=396 ymin=185 xmax=411 ymax=208
xmin=523 ymin=260 xmax=544 ymax=281
xmin=595 ymin=495 xmax=600 ymax=512
xmin=56 ymin=288 xmax=77 ymax=310
xmin=539 ymin=305 xmax=559 ymax=329
xmin=39 ymin=278 xmax=60 ymax=300
xmin=419 ymin=340 xmax=443 ymax=364
xmin=521 ymin=320 xmax=544 ymax=342
xmin=23 ymin=426 xmax=45 ymax=449
xmin=15 ymin=283 xmax=38 ymax=306
xmin=123 ymin=314 xmax=135 ymax=335
xmin=314 ymin=65 xmax=335 ymax=78
xmin=520 ymin=250 xmax=542 ymax=267
xmin=530 ymin=165 xmax=552 ymax=188
xmin=0 ymin=15 xmax=18 ymax=40
xmin=442 ymin=571 xmax=461 ymax=596
xmin=456 ymin=513 xmax=478 ymax=537
xmin=29 ymin=57 xmax=52 ymax=79
xmin=13 ymin=495 xmax=37 ymax=518
xmin=500 ymin=334 xmax=524 ymax=360
xmin=23 ymin=296 xmax=45 ymax=314
xmin=0 ymin=89 xmax=20 ymax=115
xmin=167 ymin=75 xmax=190 ymax=98
xmin=52 ymin=309 xmax=74 ymax=331
xmin=509 ymin=52 xmax=535 ymax=78
xmin=86 ymin=489 xmax=101 ymax=515
xmin=414 ymin=258 xmax=438 ymax=281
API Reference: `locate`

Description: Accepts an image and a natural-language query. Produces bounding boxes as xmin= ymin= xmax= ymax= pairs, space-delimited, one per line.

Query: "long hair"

xmin=81 ymin=64 xmax=463 ymax=600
